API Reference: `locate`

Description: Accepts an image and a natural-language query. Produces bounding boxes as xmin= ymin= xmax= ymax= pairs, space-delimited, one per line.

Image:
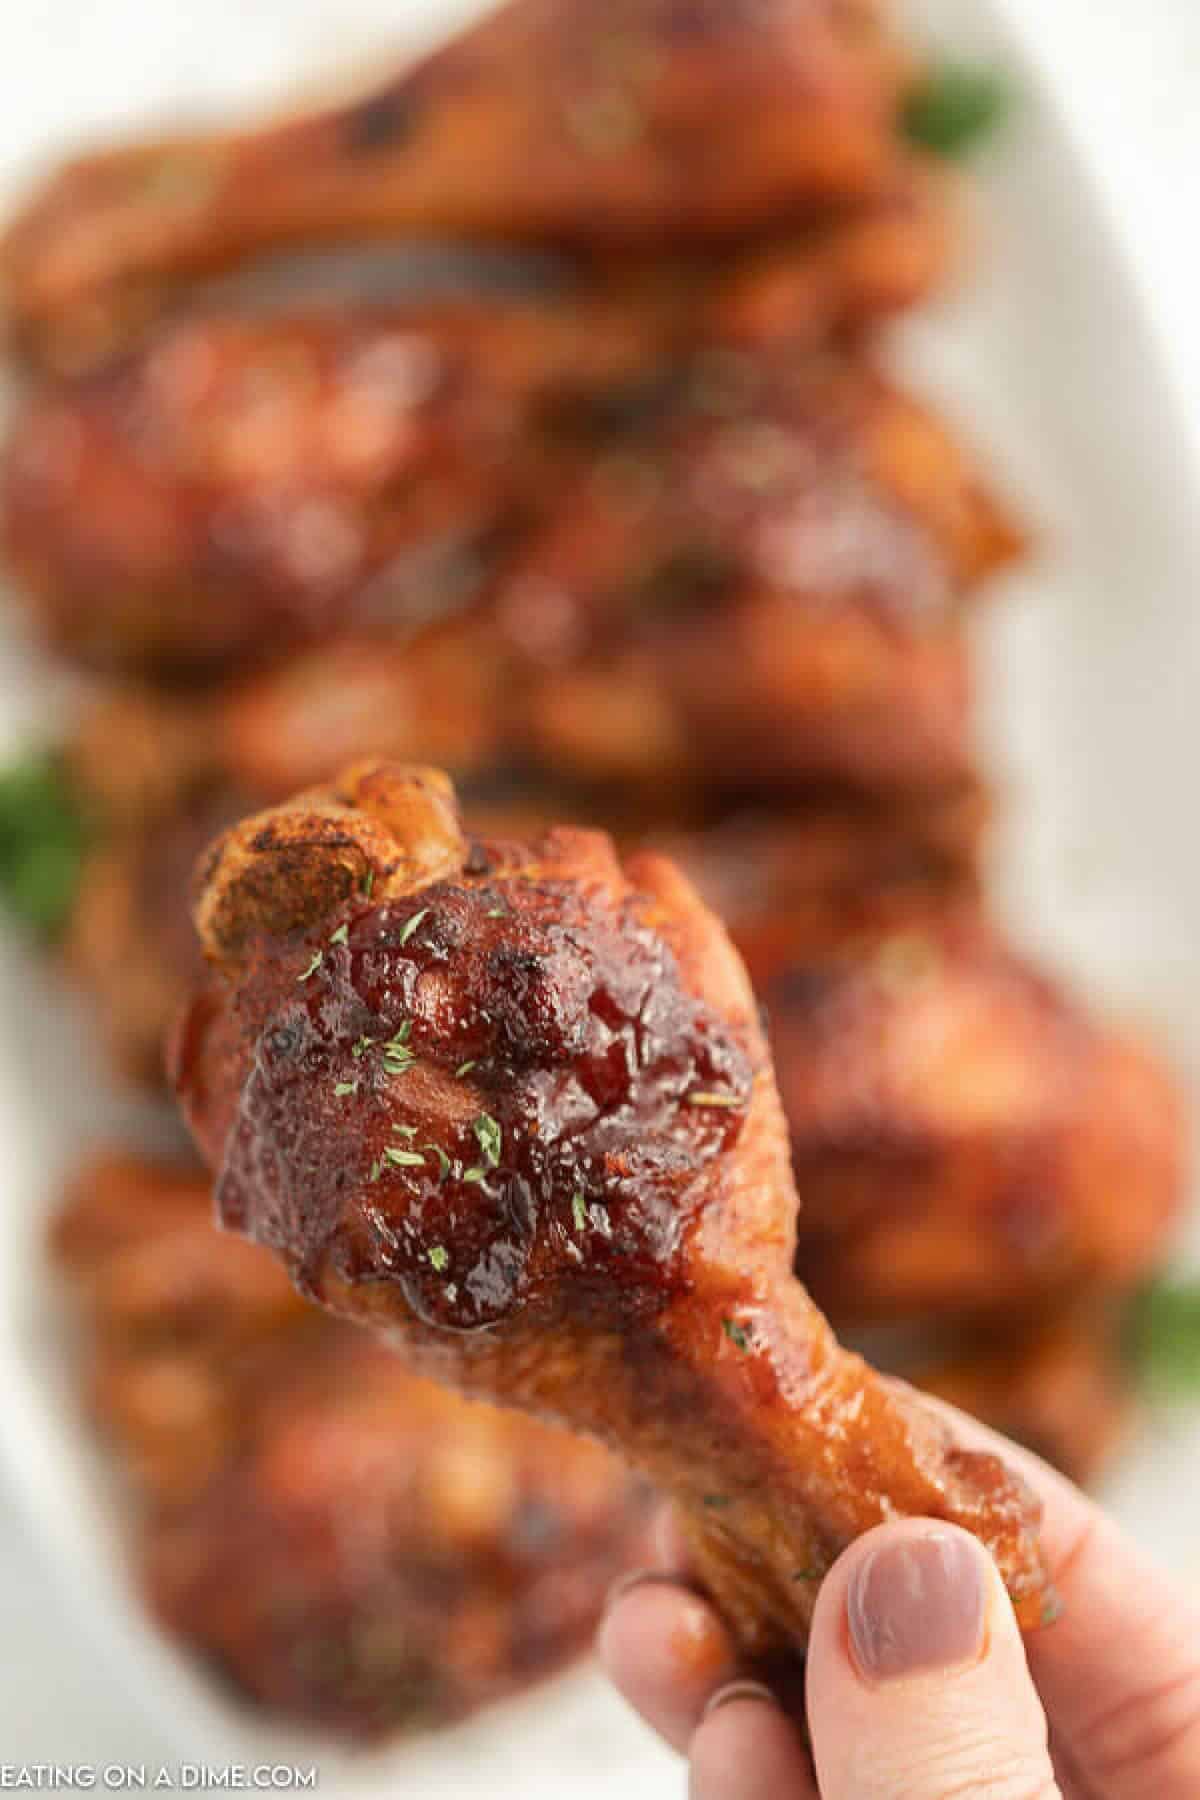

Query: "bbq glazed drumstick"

xmin=172 ymin=761 xmax=1053 ymax=1657
xmin=1 ymin=0 xmax=913 ymax=366
xmin=52 ymin=1155 xmax=650 ymax=1734
xmin=503 ymin=349 xmax=1023 ymax=796
xmin=732 ymin=898 xmax=1188 ymax=1327
xmin=1 ymin=198 xmax=953 ymax=674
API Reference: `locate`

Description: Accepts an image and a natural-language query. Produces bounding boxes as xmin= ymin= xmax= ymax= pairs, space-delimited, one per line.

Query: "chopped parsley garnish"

xmin=486 ymin=906 xmax=507 ymax=918
xmin=393 ymin=1123 xmax=417 ymax=1139
xmin=382 ymin=1146 xmax=426 ymax=1169
xmin=462 ymin=1167 xmax=487 ymax=1186
xmin=0 ymin=751 xmax=88 ymax=939
xmin=298 ymin=950 xmax=324 ymax=983
xmin=722 ymin=1318 xmax=751 ymax=1351
xmin=688 ymin=1090 xmax=742 ymax=1109
xmin=334 ymin=1081 xmax=358 ymax=1098
xmin=369 ymin=1159 xmax=382 ymax=1183
xmin=329 ymin=923 xmax=349 ymax=947
xmin=427 ymin=1145 xmax=452 ymax=1180
xmin=428 ymin=1245 xmax=450 ymax=1274
xmin=474 ymin=1113 xmax=502 ymax=1168
xmin=383 ymin=1022 xmax=417 ymax=1075
xmin=361 ymin=867 xmax=375 ymax=898
xmin=455 ymin=1060 xmax=477 ymax=1078
xmin=572 ymin=1191 xmax=588 ymax=1234
xmin=352 ymin=1035 xmax=375 ymax=1059
xmin=398 ymin=908 xmax=430 ymax=947
xmin=902 ymin=63 xmax=1010 ymax=158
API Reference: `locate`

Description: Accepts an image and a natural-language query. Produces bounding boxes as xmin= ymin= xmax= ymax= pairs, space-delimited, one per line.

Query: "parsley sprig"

xmin=0 ymin=752 xmax=88 ymax=938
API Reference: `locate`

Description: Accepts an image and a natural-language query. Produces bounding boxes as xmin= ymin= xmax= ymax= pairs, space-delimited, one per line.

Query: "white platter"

xmin=1 ymin=0 xmax=1199 ymax=1793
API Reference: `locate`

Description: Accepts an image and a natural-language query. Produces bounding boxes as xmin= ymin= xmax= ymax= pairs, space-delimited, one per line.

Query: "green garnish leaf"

xmin=383 ymin=1022 xmax=417 ymax=1075
xmin=298 ymin=950 xmax=324 ymax=983
xmin=334 ymin=1081 xmax=358 ymax=1098
xmin=722 ymin=1317 xmax=751 ymax=1352
xmin=572 ymin=1191 xmax=588 ymax=1234
xmin=427 ymin=1145 xmax=452 ymax=1180
xmin=462 ymin=1167 xmax=487 ymax=1185
xmin=398 ymin=908 xmax=430 ymax=947
xmin=688 ymin=1090 xmax=742 ymax=1109
xmin=1127 ymin=1276 xmax=1200 ymax=1396
xmin=456 ymin=1060 xmax=477 ymax=1078
xmin=329 ymin=923 xmax=349 ymax=947
xmin=393 ymin=1123 xmax=417 ymax=1139
xmin=474 ymin=1113 xmax=502 ymax=1168
xmin=0 ymin=752 xmax=88 ymax=939
xmin=353 ymin=1035 xmax=375 ymax=1059
xmin=369 ymin=1160 xmax=382 ymax=1183
xmin=902 ymin=63 xmax=1010 ymax=158
xmin=486 ymin=906 xmax=507 ymax=918
xmin=428 ymin=1245 xmax=450 ymax=1273
xmin=382 ymin=1146 xmax=426 ymax=1169
xmin=361 ymin=867 xmax=375 ymax=898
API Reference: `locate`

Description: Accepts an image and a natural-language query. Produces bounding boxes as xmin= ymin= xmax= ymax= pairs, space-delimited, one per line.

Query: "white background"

xmin=1 ymin=0 xmax=1199 ymax=1777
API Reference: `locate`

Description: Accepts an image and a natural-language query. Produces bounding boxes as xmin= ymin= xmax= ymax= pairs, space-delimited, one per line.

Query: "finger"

xmin=807 ymin=1518 xmax=1061 ymax=1800
xmin=908 ymin=1388 xmax=1200 ymax=1800
xmin=689 ymin=1686 xmax=819 ymax=1800
xmin=598 ymin=1573 xmax=739 ymax=1753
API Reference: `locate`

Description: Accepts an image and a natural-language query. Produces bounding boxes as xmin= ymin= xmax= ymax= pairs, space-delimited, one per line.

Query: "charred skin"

xmin=1 ymin=0 xmax=915 ymax=365
xmin=173 ymin=761 xmax=1053 ymax=1659
xmin=52 ymin=1153 xmax=650 ymax=1736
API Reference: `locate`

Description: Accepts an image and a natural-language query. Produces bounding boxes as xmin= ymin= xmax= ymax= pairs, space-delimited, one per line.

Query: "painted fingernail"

xmin=702 ymin=1680 xmax=778 ymax=1721
xmin=847 ymin=1528 xmax=987 ymax=1682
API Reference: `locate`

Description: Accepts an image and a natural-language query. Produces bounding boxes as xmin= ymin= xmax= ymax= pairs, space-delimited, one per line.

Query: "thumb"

xmin=807 ymin=1519 xmax=1060 ymax=1800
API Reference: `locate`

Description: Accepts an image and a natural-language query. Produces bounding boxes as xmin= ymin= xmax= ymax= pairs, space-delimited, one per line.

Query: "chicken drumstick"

xmin=173 ymin=761 xmax=1053 ymax=1658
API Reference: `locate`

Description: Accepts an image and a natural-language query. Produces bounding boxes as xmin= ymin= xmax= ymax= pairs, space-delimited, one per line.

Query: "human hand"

xmin=598 ymin=1398 xmax=1200 ymax=1797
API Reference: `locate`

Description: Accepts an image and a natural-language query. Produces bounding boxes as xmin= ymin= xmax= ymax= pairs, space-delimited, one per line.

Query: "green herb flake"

xmin=474 ymin=1113 xmax=502 ymax=1168
xmin=382 ymin=1146 xmax=426 ymax=1170
xmin=485 ymin=906 xmax=507 ymax=919
xmin=334 ymin=1080 xmax=358 ymax=1098
xmin=329 ymin=923 xmax=349 ymax=947
xmin=428 ymin=1245 xmax=450 ymax=1274
xmin=722 ymin=1317 xmax=751 ymax=1352
xmin=393 ymin=1124 xmax=417 ymax=1139
xmin=398 ymin=908 xmax=430 ymax=948
xmin=455 ymin=1061 xmax=477 ymax=1078
xmin=688 ymin=1090 xmax=742 ymax=1109
xmin=1127 ymin=1276 xmax=1200 ymax=1397
xmin=572 ymin=1191 xmax=588 ymax=1234
xmin=902 ymin=63 xmax=1010 ymax=158
xmin=361 ymin=867 xmax=375 ymax=898
xmin=427 ymin=1145 xmax=452 ymax=1181
xmin=0 ymin=751 xmax=88 ymax=940
xmin=352 ymin=1035 xmax=375 ymax=1059
xmin=298 ymin=950 xmax=324 ymax=983
xmin=462 ymin=1167 xmax=487 ymax=1186
xmin=369 ymin=1160 xmax=382 ymax=1184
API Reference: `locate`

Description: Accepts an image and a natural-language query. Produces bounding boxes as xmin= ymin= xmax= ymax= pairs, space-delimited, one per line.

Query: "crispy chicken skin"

xmin=741 ymin=900 xmax=1189 ymax=1326
xmin=1 ymin=0 xmax=913 ymax=364
xmin=52 ymin=1154 xmax=650 ymax=1735
xmin=173 ymin=761 xmax=1053 ymax=1657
